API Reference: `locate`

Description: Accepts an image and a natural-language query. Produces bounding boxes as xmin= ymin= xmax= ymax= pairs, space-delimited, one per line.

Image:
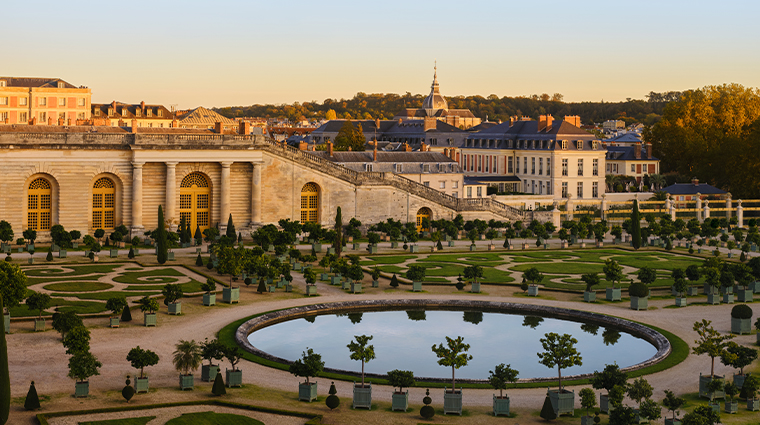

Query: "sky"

xmin=3 ymin=0 xmax=759 ymax=109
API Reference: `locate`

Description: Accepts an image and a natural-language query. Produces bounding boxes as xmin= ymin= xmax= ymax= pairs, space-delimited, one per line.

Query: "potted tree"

xmin=348 ymin=334 xmax=375 ymax=409
xmin=406 ymin=264 xmax=425 ymax=292
xmin=68 ymin=349 xmax=102 ymax=397
xmin=162 ymin=283 xmax=184 ymax=315
xmin=366 ymin=232 xmax=380 ymax=254
xmin=52 ymin=311 xmax=82 ymax=339
xmin=172 ymin=339 xmax=201 ymax=390
xmin=685 ymin=264 xmax=701 ymax=296
xmin=25 ymin=292 xmax=51 ymax=332
xmin=304 ymin=268 xmax=318 ymax=296
xmin=730 ymin=304 xmax=752 ymax=334
xmin=581 ymin=273 xmax=599 ymax=302
xmin=579 ymin=388 xmax=597 ymax=425
xmin=603 ymin=259 xmax=624 ymax=301
xmin=742 ymin=374 xmax=760 ymax=411
xmin=489 ymin=363 xmax=518 ymax=416
xmin=105 ymin=296 xmax=127 ymax=328
xmin=1 ymin=261 xmax=27 ymax=334
xmin=289 ymin=347 xmax=324 ymax=402
xmin=524 ymin=267 xmax=543 ymax=296
xmin=704 ymin=267 xmax=722 ymax=304
xmin=720 ymin=341 xmax=757 ymax=388
xmin=347 ymin=264 xmax=364 ymax=294
xmin=138 ymin=296 xmax=159 ymax=327
xmin=537 ymin=332 xmax=582 ymax=416
xmin=724 ymin=381 xmax=739 ymax=414
xmin=200 ymin=338 xmax=225 ymax=382
xmin=370 ymin=267 xmax=380 ymax=288
xmin=464 ymin=265 xmax=483 ymax=293
xmin=201 ymin=278 xmax=216 ymax=306
xmin=127 ymin=346 xmax=159 ymax=393
xmin=662 ymin=389 xmax=685 ymax=425
xmin=631 ymin=266 xmax=655 ymax=310
xmin=627 ymin=377 xmax=656 ymax=423
xmin=466 ymin=228 xmax=478 ymax=251
xmin=591 ymin=363 xmax=628 ymax=413
xmin=693 ymin=319 xmax=733 ymax=399
xmin=673 ymin=274 xmax=689 ymax=307
xmin=431 ymin=336 xmax=472 ymax=415
xmin=224 ymin=344 xmax=243 ymax=387
xmin=387 ymin=369 xmax=415 ymax=412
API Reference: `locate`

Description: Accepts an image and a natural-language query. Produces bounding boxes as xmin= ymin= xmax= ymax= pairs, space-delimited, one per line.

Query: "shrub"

xmin=195 ymin=254 xmax=203 ymax=266
xmin=211 ymin=372 xmax=226 ymax=396
xmin=539 ymin=395 xmax=557 ymax=420
xmin=629 ymin=282 xmax=649 ymax=298
xmin=24 ymin=381 xmax=40 ymax=410
xmin=325 ymin=382 xmax=340 ymax=409
xmin=45 ymin=250 xmax=53 ymax=262
xmin=731 ymin=304 xmax=753 ymax=319
xmin=389 ymin=274 xmax=399 ymax=288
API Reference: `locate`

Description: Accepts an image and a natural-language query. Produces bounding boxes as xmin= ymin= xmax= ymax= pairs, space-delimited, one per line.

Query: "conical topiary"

xmin=212 ymin=371 xmax=226 ymax=396
xmin=128 ymin=247 xmax=135 ymax=259
xmin=740 ymin=251 xmax=747 ymax=262
xmin=257 ymin=279 xmax=267 ymax=293
xmin=24 ymin=381 xmax=40 ymax=410
xmin=437 ymin=240 xmax=443 ymax=250
xmin=46 ymin=250 xmax=53 ymax=262
xmin=122 ymin=375 xmax=135 ymax=402
xmin=0 ymin=295 xmax=8 ymax=424
xmin=121 ymin=305 xmax=132 ymax=322
xmin=540 ymin=395 xmax=557 ymax=421
xmin=326 ymin=381 xmax=340 ymax=410
xmin=389 ymin=274 xmax=399 ymax=289
xmin=156 ymin=205 xmax=168 ymax=264
xmin=226 ymin=214 xmax=236 ymax=239
xmin=195 ymin=254 xmax=203 ymax=267
xmin=238 ymin=232 xmax=242 ymax=245
xmin=420 ymin=388 xmax=434 ymax=419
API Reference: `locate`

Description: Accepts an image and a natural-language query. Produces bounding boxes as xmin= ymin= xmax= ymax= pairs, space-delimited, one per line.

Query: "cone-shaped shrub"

xmin=540 ymin=395 xmax=557 ymax=420
xmin=257 ymin=279 xmax=267 ymax=293
xmin=326 ymin=381 xmax=340 ymax=410
xmin=46 ymin=250 xmax=53 ymax=262
xmin=24 ymin=381 xmax=40 ymax=410
xmin=437 ymin=240 xmax=443 ymax=250
xmin=212 ymin=371 xmax=226 ymax=396
xmin=226 ymin=214 xmax=236 ymax=239
xmin=195 ymin=254 xmax=203 ymax=267
xmin=389 ymin=274 xmax=399 ymax=288
xmin=156 ymin=205 xmax=168 ymax=264
xmin=128 ymin=247 xmax=135 ymax=259
xmin=121 ymin=305 xmax=133 ymax=322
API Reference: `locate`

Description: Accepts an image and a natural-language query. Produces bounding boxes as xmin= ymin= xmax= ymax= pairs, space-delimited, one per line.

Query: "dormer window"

xmin=57 ymin=81 xmax=64 ymax=88
xmin=592 ymin=141 xmax=600 ymax=149
xmin=0 ymin=81 xmax=6 ymax=87
xmin=147 ymin=109 xmax=152 ymax=117
xmin=135 ymin=109 xmax=141 ymax=117
xmin=395 ymin=163 xmax=403 ymax=173
xmin=158 ymin=109 xmax=163 ymax=117
xmin=94 ymin=109 xmax=100 ymax=116
xmin=423 ymin=164 xmax=430 ymax=173
xmin=108 ymin=108 xmax=114 ymax=116
xmin=576 ymin=140 xmax=584 ymax=150
xmin=122 ymin=108 xmax=129 ymax=116
xmin=365 ymin=163 xmax=373 ymax=172
xmin=561 ymin=140 xmax=568 ymax=150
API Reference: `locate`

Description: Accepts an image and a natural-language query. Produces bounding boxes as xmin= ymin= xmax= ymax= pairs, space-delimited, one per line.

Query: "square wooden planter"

xmin=392 ymin=391 xmax=408 ymax=411
xmin=326 ymin=247 xmax=336 ymax=255
xmin=750 ymin=281 xmax=760 ymax=293
xmin=548 ymin=388 xmax=575 ymax=416
xmin=223 ymin=287 xmax=239 ymax=303
xmin=135 ymin=377 xmax=149 ymax=393
xmin=410 ymin=245 xmax=419 ymax=253
xmin=630 ymin=296 xmax=648 ymax=311
xmin=722 ymin=293 xmax=734 ymax=304
xmin=306 ymin=285 xmax=317 ymax=296
xmin=311 ymin=243 xmax=322 ymax=252
xmin=34 ymin=319 xmax=45 ymax=332
xmin=110 ymin=249 xmax=118 ymax=258
xmin=226 ymin=369 xmax=243 ymax=387
xmin=469 ymin=244 xmax=477 ymax=251
xmin=390 ymin=241 xmax=399 ymax=248
xmin=471 ymin=281 xmax=481 ymax=293
xmin=285 ymin=284 xmax=293 ymax=292
xmin=493 ymin=395 xmax=510 ymax=416
xmin=168 ymin=302 xmax=181 ymax=315
xmin=27 ymin=258 xmax=34 ymax=265
xmin=606 ymin=287 xmax=621 ymax=301
xmin=675 ymin=297 xmax=688 ymax=307
xmin=341 ymin=280 xmax=350 ymax=290
xmin=367 ymin=245 xmax=378 ymax=254
xmin=584 ymin=291 xmax=596 ymax=302
xmin=737 ymin=289 xmax=753 ymax=302
xmin=109 ymin=317 xmax=120 ymax=328
xmin=412 ymin=281 xmax=423 ymax=292
xmin=443 ymin=388 xmax=463 ymax=415
xmin=664 ymin=419 xmax=682 ymax=425
xmin=352 ymin=242 xmax=361 ymax=250
xmin=699 ymin=374 xmax=725 ymax=399
xmin=144 ymin=312 xmax=157 ymax=327
xmin=372 ymin=280 xmax=379 ymax=288
xmin=707 ymin=292 xmax=721 ymax=305
xmin=687 ymin=286 xmax=699 ymax=296
xmin=167 ymin=252 xmax=175 ymax=261
xmin=75 ymin=381 xmax=89 ymax=398
xmin=299 ymin=382 xmax=318 ymax=402
xmin=582 ymin=416 xmax=595 ymax=425
xmin=448 ymin=240 xmax=456 ymax=247
xmin=58 ymin=250 xmax=67 ymax=258
xmin=179 ymin=374 xmax=194 ymax=390
xmin=351 ymin=282 xmax=362 ymax=293
xmin=725 ymin=400 xmax=738 ymax=413
xmin=528 ymin=285 xmax=539 ymax=296
xmin=201 ymin=364 xmax=219 ymax=382
xmin=203 ymin=293 xmax=216 ymax=306
xmin=3 ymin=313 xmax=10 ymax=334
xmin=747 ymin=398 xmax=760 ymax=411
xmin=353 ymin=383 xmax=372 ymax=409
xmin=731 ymin=317 xmax=751 ymax=334
xmin=268 ymin=285 xmax=276 ymax=293
xmin=600 ymin=393 xmax=610 ymax=413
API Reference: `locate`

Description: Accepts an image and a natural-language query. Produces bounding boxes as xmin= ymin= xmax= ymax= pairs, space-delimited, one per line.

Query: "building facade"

xmin=91 ymin=101 xmax=174 ymax=128
xmin=0 ymin=77 xmax=91 ymax=125
xmin=604 ymin=143 xmax=659 ymax=182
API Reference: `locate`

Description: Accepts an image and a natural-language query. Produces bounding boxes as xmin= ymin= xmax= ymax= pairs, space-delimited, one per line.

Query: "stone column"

xmin=695 ymin=193 xmax=703 ymax=222
xmin=220 ymin=162 xmax=232 ymax=231
xmin=565 ymin=194 xmax=574 ymax=221
xmin=737 ymin=200 xmax=744 ymax=228
xmin=725 ymin=193 xmax=732 ymax=220
xmin=552 ymin=201 xmax=561 ymax=228
xmin=131 ymin=162 xmax=145 ymax=233
xmin=600 ymin=194 xmax=607 ymax=221
xmin=668 ymin=195 xmax=676 ymax=221
xmin=165 ymin=162 xmax=178 ymax=229
xmin=251 ymin=163 xmax=262 ymax=226
xmin=704 ymin=199 xmax=710 ymax=220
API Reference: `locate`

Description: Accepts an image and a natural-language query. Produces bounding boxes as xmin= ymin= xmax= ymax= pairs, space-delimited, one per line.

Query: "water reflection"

xmin=581 ymin=323 xmax=600 ymax=335
xmin=348 ymin=312 xmax=363 ymax=324
xmin=522 ymin=315 xmax=544 ymax=329
xmin=603 ymin=328 xmax=621 ymax=346
xmin=406 ymin=310 xmax=426 ymax=321
xmin=463 ymin=311 xmax=483 ymax=325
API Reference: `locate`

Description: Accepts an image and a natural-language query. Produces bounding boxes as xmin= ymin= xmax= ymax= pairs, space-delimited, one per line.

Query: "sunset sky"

xmin=4 ymin=0 xmax=759 ymax=109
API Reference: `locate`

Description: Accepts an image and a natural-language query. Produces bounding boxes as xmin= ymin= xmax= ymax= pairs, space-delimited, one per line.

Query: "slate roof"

xmin=464 ymin=176 xmax=521 ymax=183
xmin=384 ymin=119 xmax=464 ymax=135
xmin=662 ymin=183 xmax=726 ymax=195
xmin=309 ymin=151 xmax=456 ymax=163
xmin=394 ymin=108 xmax=476 ymax=119
xmin=474 ymin=119 xmax=594 ymax=137
xmin=310 ymin=119 xmax=397 ymax=134
xmin=92 ymin=102 xmax=174 ymax=121
xmin=0 ymin=124 xmax=215 ymax=134
xmin=177 ymin=106 xmax=236 ymax=126
xmin=466 ymin=121 xmax=500 ymax=132
xmin=605 ymin=146 xmax=658 ymax=161
xmin=605 ymin=132 xmax=642 ymax=144
xmin=0 ymin=77 xmax=80 ymax=89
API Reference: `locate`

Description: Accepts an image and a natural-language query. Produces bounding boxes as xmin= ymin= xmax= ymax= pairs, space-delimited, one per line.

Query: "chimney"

xmin=509 ymin=116 xmax=516 ymax=126
xmin=131 ymin=119 xmax=138 ymax=133
xmin=546 ymin=114 xmax=554 ymax=130
xmin=634 ymin=142 xmax=642 ymax=159
xmin=449 ymin=147 xmax=456 ymax=160
xmin=30 ymin=117 xmax=37 ymax=125
xmin=538 ymin=115 xmax=547 ymax=131
xmin=327 ymin=141 xmax=333 ymax=157
xmin=111 ymin=100 xmax=116 ymax=110
xmin=140 ymin=101 xmax=145 ymax=113
xmin=692 ymin=177 xmax=700 ymax=186
xmin=564 ymin=115 xmax=581 ymax=127
xmin=375 ymin=118 xmax=380 ymax=129
xmin=214 ymin=122 xmax=223 ymax=134
xmin=443 ymin=148 xmax=449 ymax=157
xmin=421 ymin=141 xmax=427 ymax=152
xmin=645 ymin=142 xmax=652 ymax=159
xmin=398 ymin=118 xmax=403 ymax=125
xmin=171 ymin=119 xmax=179 ymax=128
xmin=403 ymin=143 xmax=412 ymax=152
xmin=424 ymin=116 xmax=437 ymax=131
xmin=298 ymin=141 xmax=307 ymax=150
xmin=456 ymin=151 xmax=460 ymax=162
xmin=239 ymin=121 xmax=251 ymax=135
xmin=373 ymin=140 xmax=378 ymax=161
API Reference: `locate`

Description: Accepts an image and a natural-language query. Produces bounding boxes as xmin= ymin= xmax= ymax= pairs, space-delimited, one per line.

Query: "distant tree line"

xmin=214 ymin=91 xmax=680 ymax=126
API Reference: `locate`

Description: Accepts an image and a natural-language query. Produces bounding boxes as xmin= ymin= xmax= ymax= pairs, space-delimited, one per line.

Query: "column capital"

xmin=165 ymin=161 xmax=178 ymax=168
xmin=131 ymin=161 xmax=145 ymax=168
xmin=220 ymin=161 xmax=233 ymax=168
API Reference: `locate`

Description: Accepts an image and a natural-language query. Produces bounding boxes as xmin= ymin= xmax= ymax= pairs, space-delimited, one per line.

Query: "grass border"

xmin=35 ymin=400 xmax=323 ymax=425
xmin=218 ymin=305 xmax=689 ymax=390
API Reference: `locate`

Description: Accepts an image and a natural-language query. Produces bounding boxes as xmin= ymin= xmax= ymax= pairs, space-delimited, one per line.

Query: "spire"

xmin=431 ymin=61 xmax=440 ymax=93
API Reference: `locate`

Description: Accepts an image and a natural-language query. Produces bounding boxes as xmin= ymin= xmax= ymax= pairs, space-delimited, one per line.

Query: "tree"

xmin=488 ymin=363 xmax=519 ymax=398
xmin=0 ymin=221 xmax=13 ymax=245
xmin=603 ymin=259 xmax=625 ymax=288
xmin=463 ymin=265 xmax=483 ymax=285
xmin=138 ymin=296 xmax=159 ymax=314
xmin=62 ymin=325 xmax=90 ymax=355
xmin=289 ymin=347 xmax=324 ymax=384
xmin=0 ymin=262 xmax=27 ymax=313
xmin=591 ymin=363 xmax=628 ymax=396
xmin=431 ymin=336 xmax=472 ymax=390
xmin=631 ymin=200 xmax=642 ymax=249
xmin=333 ymin=120 xmax=366 ymax=151
xmin=212 ymin=371 xmax=226 ymax=396
xmin=681 ymin=404 xmax=721 ymax=425
xmin=224 ymin=345 xmax=243 ymax=372
xmin=692 ymin=319 xmax=735 ymax=377
xmin=581 ymin=273 xmax=600 ymax=293
xmin=579 ymin=387 xmax=596 ymax=417
xmin=67 ymin=350 xmax=101 ymax=383
xmin=662 ymin=390 xmax=685 ymax=422
xmin=720 ymin=341 xmax=758 ymax=376
xmin=172 ymin=340 xmax=202 ymax=376
xmin=347 ymin=335 xmax=375 ymax=386
xmin=51 ymin=311 xmax=82 ymax=339
xmin=105 ymin=297 xmax=127 ymax=318
xmin=524 ymin=267 xmax=544 ymax=286
xmin=637 ymin=266 xmax=657 ymax=286
xmin=225 ymin=214 xmax=236 ymax=239
xmin=405 ymin=264 xmax=426 ymax=283
xmin=626 ymin=377 xmax=653 ymax=411
xmin=161 ymin=283 xmax=184 ymax=306
xmin=389 ymin=273 xmax=399 ymax=289
xmin=537 ymin=332 xmax=583 ymax=390
xmin=25 ymin=292 xmax=51 ymax=320
xmin=333 ymin=207 xmax=343 ymax=257
xmin=23 ymin=381 xmax=40 ymax=411
xmin=156 ymin=205 xmax=168 ymax=264
xmin=540 ymin=395 xmax=557 ymax=421
xmin=0 ymin=295 xmax=9 ymax=424
xmin=386 ymin=369 xmax=415 ymax=394
xmin=127 ymin=346 xmax=159 ymax=379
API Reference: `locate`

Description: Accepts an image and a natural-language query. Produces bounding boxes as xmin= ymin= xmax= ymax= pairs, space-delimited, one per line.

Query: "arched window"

xmin=300 ymin=183 xmax=320 ymax=223
xmin=180 ymin=172 xmax=211 ymax=232
xmin=416 ymin=207 xmax=432 ymax=232
xmin=28 ymin=178 xmax=52 ymax=231
xmin=92 ymin=177 xmax=116 ymax=230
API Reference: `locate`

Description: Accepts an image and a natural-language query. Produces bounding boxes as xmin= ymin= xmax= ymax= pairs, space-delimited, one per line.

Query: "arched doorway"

xmin=180 ymin=172 xmax=211 ymax=232
xmin=92 ymin=177 xmax=116 ymax=230
xmin=416 ymin=207 xmax=432 ymax=232
xmin=300 ymin=183 xmax=320 ymax=223
xmin=28 ymin=178 xmax=52 ymax=231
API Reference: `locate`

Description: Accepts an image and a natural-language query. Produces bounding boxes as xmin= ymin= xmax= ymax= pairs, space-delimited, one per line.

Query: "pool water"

xmin=248 ymin=310 xmax=656 ymax=380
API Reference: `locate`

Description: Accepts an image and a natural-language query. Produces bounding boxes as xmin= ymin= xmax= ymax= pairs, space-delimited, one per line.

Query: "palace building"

xmin=0 ymin=77 xmax=91 ymax=125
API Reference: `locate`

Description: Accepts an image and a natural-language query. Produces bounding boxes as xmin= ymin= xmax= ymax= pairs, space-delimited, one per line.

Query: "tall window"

xmin=92 ymin=177 xmax=116 ymax=230
xmin=416 ymin=207 xmax=432 ymax=232
xmin=547 ymin=159 xmax=551 ymax=176
xmin=300 ymin=182 xmax=320 ymax=223
xmin=539 ymin=158 xmax=543 ymax=175
xmin=531 ymin=158 xmax=535 ymax=174
xmin=180 ymin=172 xmax=211 ymax=232
xmin=592 ymin=182 xmax=599 ymax=198
xmin=523 ymin=158 xmax=527 ymax=174
xmin=516 ymin=157 xmax=520 ymax=173
xmin=508 ymin=157 xmax=513 ymax=173
xmin=578 ymin=159 xmax=584 ymax=176
xmin=561 ymin=182 xmax=568 ymax=198
xmin=562 ymin=159 xmax=568 ymax=176
xmin=577 ymin=182 xmax=583 ymax=198
xmin=593 ymin=158 xmax=599 ymax=176
xmin=28 ymin=178 xmax=52 ymax=231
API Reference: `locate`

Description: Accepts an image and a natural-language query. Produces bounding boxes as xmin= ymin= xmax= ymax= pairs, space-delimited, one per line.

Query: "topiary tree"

xmin=211 ymin=371 xmax=226 ymax=396
xmin=223 ymin=344 xmax=243 ymax=372
xmin=662 ymin=389 xmax=685 ymax=423
xmin=389 ymin=273 xmax=399 ymax=289
xmin=581 ymin=273 xmax=600 ymax=293
xmin=45 ymin=249 xmax=53 ymax=262
xmin=51 ymin=311 xmax=82 ymax=339
xmin=731 ymin=304 xmax=753 ymax=320
xmin=524 ymin=267 xmax=544 ymax=287
xmin=637 ymin=266 xmax=657 ymax=286
xmin=603 ymin=259 xmax=625 ymax=288
xmin=105 ymin=297 xmax=127 ymax=318
xmin=348 ymin=335 xmax=375 ymax=387
xmin=628 ymin=282 xmax=650 ymax=298
xmin=289 ymin=347 xmax=324 ymax=384
xmin=138 ymin=296 xmax=159 ymax=315
xmin=692 ymin=319 xmax=735 ymax=378
xmin=25 ymin=292 xmax=51 ymax=321
xmin=156 ymin=205 xmax=168 ymax=264
xmin=488 ymin=363 xmax=519 ymax=398
xmin=420 ymin=388 xmax=435 ymax=419
xmin=121 ymin=302 xmax=133 ymax=322
xmin=0 ymin=295 xmax=9 ymax=423
xmin=405 ymin=264 xmax=426 ymax=283
xmin=591 ymin=363 xmax=628 ymax=399
xmin=720 ymin=341 xmax=757 ymax=376
xmin=23 ymin=381 xmax=40 ymax=411
xmin=62 ymin=325 xmax=90 ymax=355
xmin=325 ymin=381 xmax=340 ymax=409
xmin=161 ymin=283 xmax=183 ymax=306
xmin=172 ymin=340 xmax=202 ymax=376
xmin=387 ymin=369 xmax=415 ymax=394
xmin=127 ymin=346 xmax=159 ymax=379
xmin=537 ymin=332 xmax=582 ymax=391
xmin=579 ymin=387 xmax=596 ymax=417
xmin=681 ymin=405 xmax=720 ymax=425
xmin=431 ymin=336 xmax=472 ymax=391
xmin=540 ymin=394 xmax=558 ymax=421
xmin=67 ymin=350 xmax=101 ymax=385
xmin=631 ymin=200 xmax=641 ymax=249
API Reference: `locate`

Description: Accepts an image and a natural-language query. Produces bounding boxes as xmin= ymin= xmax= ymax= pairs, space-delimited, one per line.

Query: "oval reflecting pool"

xmin=247 ymin=309 xmax=657 ymax=380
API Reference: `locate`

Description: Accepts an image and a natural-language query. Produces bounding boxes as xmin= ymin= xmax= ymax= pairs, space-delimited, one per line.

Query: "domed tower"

xmin=422 ymin=63 xmax=448 ymax=115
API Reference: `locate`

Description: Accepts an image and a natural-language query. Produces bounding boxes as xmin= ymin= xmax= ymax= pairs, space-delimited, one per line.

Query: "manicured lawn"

xmin=112 ymin=268 xmax=185 ymax=284
xmin=23 ymin=264 xmax=121 ymax=276
xmin=165 ymin=412 xmax=264 ymax=425
xmin=359 ymin=255 xmax=417 ymax=265
xmin=509 ymin=262 xmax=606 ymax=275
xmin=80 ymin=416 xmax=156 ymax=425
xmin=8 ymin=299 xmax=108 ymax=316
xmin=43 ymin=282 xmax=113 ymax=292
xmin=54 ymin=291 xmax=163 ymax=301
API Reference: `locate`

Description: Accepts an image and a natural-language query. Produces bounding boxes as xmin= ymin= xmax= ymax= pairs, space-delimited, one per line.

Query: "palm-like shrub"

xmin=172 ymin=340 xmax=202 ymax=376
